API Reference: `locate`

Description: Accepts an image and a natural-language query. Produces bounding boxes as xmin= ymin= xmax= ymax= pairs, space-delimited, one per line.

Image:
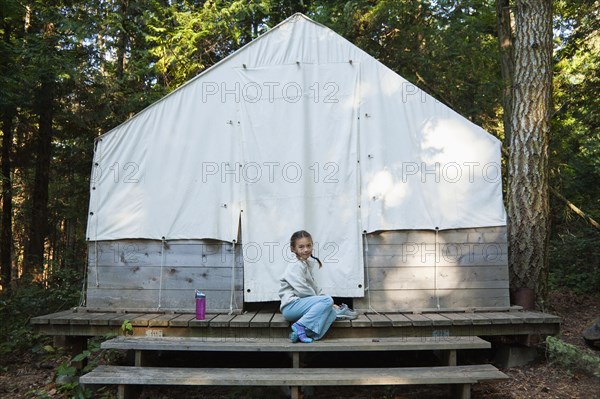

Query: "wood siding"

xmin=86 ymin=227 xmax=509 ymax=312
xmin=355 ymin=227 xmax=509 ymax=311
xmin=86 ymin=240 xmax=243 ymax=312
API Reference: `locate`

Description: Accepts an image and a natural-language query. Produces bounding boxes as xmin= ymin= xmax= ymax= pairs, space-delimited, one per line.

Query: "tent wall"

xmin=355 ymin=226 xmax=509 ymax=311
xmin=86 ymin=240 xmax=243 ymax=312
xmin=85 ymin=226 xmax=508 ymax=312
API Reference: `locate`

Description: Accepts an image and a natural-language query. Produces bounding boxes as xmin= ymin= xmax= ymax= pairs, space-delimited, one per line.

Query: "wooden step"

xmin=101 ymin=335 xmax=492 ymax=352
xmin=80 ymin=364 xmax=508 ymax=386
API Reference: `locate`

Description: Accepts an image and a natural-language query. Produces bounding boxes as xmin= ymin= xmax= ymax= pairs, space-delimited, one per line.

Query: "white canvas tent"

xmin=87 ymin=13 xmax=506 ymax=304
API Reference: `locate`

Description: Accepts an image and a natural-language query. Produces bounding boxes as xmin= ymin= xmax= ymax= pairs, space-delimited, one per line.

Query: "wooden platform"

xmin=32 ymin=307 xmax=561 ymax=339
xmin=80 ymin=336 xmax=508 ymax=399
xmin=80 ymin=364 xmax=508 ymax=399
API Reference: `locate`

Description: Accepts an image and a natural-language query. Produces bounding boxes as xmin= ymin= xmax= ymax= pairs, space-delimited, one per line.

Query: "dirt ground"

xmin=1 ymin=289 xmax=598 ymax=399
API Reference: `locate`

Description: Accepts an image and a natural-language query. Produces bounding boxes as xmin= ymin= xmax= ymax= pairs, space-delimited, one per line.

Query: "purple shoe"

xmin=291 ymin=322 xmax=313 ymax=343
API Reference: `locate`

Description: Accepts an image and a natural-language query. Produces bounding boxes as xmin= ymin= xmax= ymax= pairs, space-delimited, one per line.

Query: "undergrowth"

xmin=546 ymin=335 xmax=600 ymax=377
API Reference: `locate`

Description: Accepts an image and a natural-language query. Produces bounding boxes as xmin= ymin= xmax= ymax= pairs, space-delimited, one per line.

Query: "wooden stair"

xmin=80 ymin=336 xmax=508 ymax=399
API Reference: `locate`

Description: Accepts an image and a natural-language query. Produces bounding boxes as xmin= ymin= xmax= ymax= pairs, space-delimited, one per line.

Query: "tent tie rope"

xmin=363 ymin=232 xmax=381 ymax=315
xmin=228 ymin=241 xmax=236 ymax=315
xmin=435 ymin=227 xmax=440 ymax=310
xmin=157 ymin=237 xmax=167 ymax=311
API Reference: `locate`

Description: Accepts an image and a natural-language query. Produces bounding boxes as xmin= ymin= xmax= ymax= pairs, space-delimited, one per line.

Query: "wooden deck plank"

xmin=71 ymin=311 xmax=125 ymax=326
xmin=209 ymin=314 xmax=236 ymax=327
xmin=385 ymin=313 xmax=413 ymax=327
xmin=441 ymin=313 xmax=473 ymax=326
xmin=229 ymin=311 xmax=258 ymax=327
xmin=332 ymin=318 xmax=353 ymax=328
xmin=467 ymin=312 xmax=494 ymax=325
xmin=108 ymin=313 xmax=145 ymax=326
xmin=131 ymin=314 xmax=164 ymax=327
xmin=101 ymin=336 xmax=492 ymax=352
xmin=270 ymin=312 xmax=290 ymax=328
xmin=86 ymin=312 xmax=124 ymax=326
xmin=364 ymin=313 xmax=392 ymax=327
xmin=474 ymin=312 xmax=515 ymax=324
xmin=404 ymin=313 xmax=434 ymax=326
xmin=169 ymin=314 xmax=196 ymax=327
xmin=423 ymin=313 xmax=453 ymax=326
xmin=515 ymin=311 xmax=560 ymax=324
xmin=249 ymin=311 xmax=274 ymax=328
xmin=44 ymin=310 xmax=79 ymax=324
xmin=80 ymin=364 xmax=507 ymax=386
xmin=148 ymin=314 xmax=179 ymax=327
xmin=188 ymin=314 xmax=217 ymax=327
xmin=349 ymin=314 xmax=372 ymax=327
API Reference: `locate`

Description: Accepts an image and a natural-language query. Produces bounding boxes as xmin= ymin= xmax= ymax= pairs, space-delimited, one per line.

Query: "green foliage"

xmin=548 ymin=0 xmax=600 ymax=295
xmin=548 ymin=224 xmax=600 ymax=294
xmin=54 ymin=335 xmax=121 ymax=398
xmin=121 ymin=319 xmax=133 ymax=335
xmin=0 ymin=268 xmax=82 ymax=361
xmin=546 ymin=336 xmax=600 ymax=377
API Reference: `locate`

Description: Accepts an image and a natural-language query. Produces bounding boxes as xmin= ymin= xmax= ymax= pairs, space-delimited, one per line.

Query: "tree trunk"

xmin=115 ymin=0 xmax=129 ymax=79
xmin=23 ymin=76 xmax=53 ymax=277
xmin=507 ymin=0 xmax=553 ymax=302
xmin=496 ymin=0 xmax=514 ymax=146
xmin=1 ymin=109 xmax=15 ymax=289
xmin=1 ymin=22 xmax=16 ymax=289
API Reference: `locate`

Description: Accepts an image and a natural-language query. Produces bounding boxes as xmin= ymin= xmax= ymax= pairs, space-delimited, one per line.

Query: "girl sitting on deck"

xmin=278 ymin=230 xmax=339 ymax=343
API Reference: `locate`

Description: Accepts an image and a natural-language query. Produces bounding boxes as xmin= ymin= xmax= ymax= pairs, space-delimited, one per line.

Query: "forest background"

xmin=0 ymin=0 xmax=598 ymax=381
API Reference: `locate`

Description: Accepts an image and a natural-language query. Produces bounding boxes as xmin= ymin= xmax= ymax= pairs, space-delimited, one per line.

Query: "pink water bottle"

xmin=195 ymin=289 xmax=206 ymax=320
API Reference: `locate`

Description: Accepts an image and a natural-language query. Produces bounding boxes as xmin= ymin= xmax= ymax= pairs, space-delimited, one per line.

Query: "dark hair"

xmin=290 ymin=230 xmax=323 ymax=268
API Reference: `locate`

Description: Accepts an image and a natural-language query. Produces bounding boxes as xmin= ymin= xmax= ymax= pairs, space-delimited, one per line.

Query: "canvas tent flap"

xmin=87 ymin=72 xmax=242 ymax=242
xmin=236 ymin=63 xmax=364 ymax=301
xmin=358 ymin=61 xmax=506 ymax=231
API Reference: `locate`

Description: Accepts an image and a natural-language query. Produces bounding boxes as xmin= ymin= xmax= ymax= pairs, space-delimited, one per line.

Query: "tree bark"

xmin=507 ymin=0 xmax=553 ymax=301
xmin=23 ymin=75 xmax=54 ymax=278
xmin=1 ymin=22 xmax=16 ymax=288
xmin=1 ymin=109 xmax=15 ymax=289
xmin=496 ymin=0 xmax=514 ymax=146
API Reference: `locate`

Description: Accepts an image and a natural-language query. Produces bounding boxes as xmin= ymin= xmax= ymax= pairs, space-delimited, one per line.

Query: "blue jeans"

xmin=281 ymin=296 xmax=337 ymax=340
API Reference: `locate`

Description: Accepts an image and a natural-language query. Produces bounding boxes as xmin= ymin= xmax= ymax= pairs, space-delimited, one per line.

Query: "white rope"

xmin=157 ymin=237 xmax=167 ymax=310
xmin=93 ymin=240 xmax=99 ymax=287
xmin=228 ymin=241 xmax=236 ymax=315
xmin=92 ymin=138 xmax=102 ymax=288
xmin=435 ymin=227 xmax=441 ymax=310
xmin=363 ymin=232 xmax=381 ymax=315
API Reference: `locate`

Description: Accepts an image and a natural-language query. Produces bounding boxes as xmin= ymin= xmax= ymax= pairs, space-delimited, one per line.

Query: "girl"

xmin=278 ymin=230 xmax=337 ymax=343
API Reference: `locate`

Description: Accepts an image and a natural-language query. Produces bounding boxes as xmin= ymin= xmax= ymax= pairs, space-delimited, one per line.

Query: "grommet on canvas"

xmin=349 ymin=60 xmax=353 ymax=64
xmin=242 ymin=64 xmax=247 ymax=69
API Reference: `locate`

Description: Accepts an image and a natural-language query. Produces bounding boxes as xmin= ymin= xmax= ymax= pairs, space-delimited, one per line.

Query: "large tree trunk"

xmin=496 ymin=0 xmax=514 ymax=146
xmin=1 ymin=109 xmax=15 ymax=289
xmin=1 ymin=23 xmax=15 ymax=289
xmin=507 ymin=0 xmax=553 ymax=302
xmin=23 ymin=75 xmax=53 ymax=277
